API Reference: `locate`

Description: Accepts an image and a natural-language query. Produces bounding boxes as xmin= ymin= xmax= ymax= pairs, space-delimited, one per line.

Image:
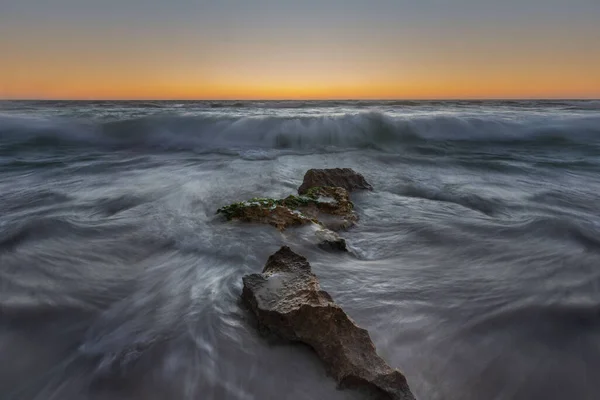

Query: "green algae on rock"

xmin=217 ymin=186 xmax=357 ymax=231
xmin=217 ymin=198 xmax=280 ymax=220
xmin=217 ymin=201 xmax=315 ymax=231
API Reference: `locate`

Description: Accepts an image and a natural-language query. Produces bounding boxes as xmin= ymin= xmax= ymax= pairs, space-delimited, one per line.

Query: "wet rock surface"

xmin=217 ymin=186 xmax=357 ymax=232
xmin=217 ymin=199 xmax=314 ymax=231
xmin=298 ymin=168 xmax=373 ymax=195
xmin=296 ymin=186 xmax=358 ymax=231
xmin=242 ymin=247 xmax=416 ymax=400
xmin=315 ymin=228 xmax=347 ymax=252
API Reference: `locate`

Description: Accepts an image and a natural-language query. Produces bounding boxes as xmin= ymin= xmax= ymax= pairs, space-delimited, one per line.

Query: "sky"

xmin=1 ymin=0 xmax=599 ymax=100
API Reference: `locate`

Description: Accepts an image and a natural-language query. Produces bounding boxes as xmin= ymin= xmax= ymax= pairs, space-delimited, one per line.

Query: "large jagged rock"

xmin=298 ymin=168 xmax=373 ymax=195
xmin=242 ymin=247 xmax=415 ymax=400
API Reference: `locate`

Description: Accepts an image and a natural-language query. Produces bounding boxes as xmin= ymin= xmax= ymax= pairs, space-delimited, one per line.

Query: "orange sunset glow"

xmin=1 ymin=1 xmax=599 ymax=99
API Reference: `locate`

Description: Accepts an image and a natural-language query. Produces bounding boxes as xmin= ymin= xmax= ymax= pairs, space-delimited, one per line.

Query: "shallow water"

xmin=1 ymin=100 xmax=600 ymax=399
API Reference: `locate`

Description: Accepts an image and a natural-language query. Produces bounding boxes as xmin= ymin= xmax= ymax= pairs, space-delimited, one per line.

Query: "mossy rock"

xmin=217 ymin=186 xmax=357 ymax=231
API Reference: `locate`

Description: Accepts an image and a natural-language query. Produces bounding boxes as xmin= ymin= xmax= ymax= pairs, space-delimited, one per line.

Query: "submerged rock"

xmin=315 ymin=228 xmax=347 ymax=252
xmin=242 ymin=247 xmax=415 ymax=400
xmin=298 ymin=168 xmax=373 ymax=195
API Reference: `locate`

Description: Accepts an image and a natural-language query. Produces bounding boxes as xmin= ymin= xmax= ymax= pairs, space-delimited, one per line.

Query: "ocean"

xmin=1 ymin=100 xmax=600 ymax=400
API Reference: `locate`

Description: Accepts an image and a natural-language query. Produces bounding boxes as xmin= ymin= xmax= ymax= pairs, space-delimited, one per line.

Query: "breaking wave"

xmin=1 ymin=112 xmax=600 ymax=153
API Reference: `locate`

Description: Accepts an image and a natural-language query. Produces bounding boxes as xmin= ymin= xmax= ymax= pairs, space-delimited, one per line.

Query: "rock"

xmin=298 ymin=168 xmax=373 ymax=195
xmin=217 ymin=187 xmax=357 ymax=232
xmin=315 ymin=228 xmax=347 ymax=251
xmin=242 ymin=247 xmax=415 ymax=400
xmin=217 ymin=199 xmax=314 ymax=231
xmin=296 ymin=186 xmax=358 ymax=231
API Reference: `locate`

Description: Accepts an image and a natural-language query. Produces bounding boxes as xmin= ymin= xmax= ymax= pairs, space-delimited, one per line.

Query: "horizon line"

xmin=2 ymin=98 xmax=599 ymax=102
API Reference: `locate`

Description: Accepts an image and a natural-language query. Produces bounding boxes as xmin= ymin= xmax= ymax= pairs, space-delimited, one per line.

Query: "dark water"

xmin=1 ymin=100 xmax=600 ymax=400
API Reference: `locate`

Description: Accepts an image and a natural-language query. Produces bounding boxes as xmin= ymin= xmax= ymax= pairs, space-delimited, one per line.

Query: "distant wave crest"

xmin=1 ymin=111 xmax=600 ymax=153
